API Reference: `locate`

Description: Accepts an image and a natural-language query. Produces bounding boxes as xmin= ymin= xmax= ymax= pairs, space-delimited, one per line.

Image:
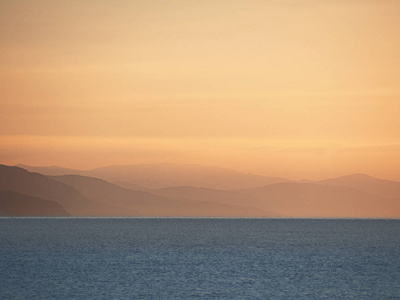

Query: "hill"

xmin=0 ymin=190 xmax=70 ymax=216
xmin=50 ymin=174 xmax=272 ymax=217
xmin=319 ymin=174 xmax=400 ymax=199
xmin=0 ymin=165 xmax=140 ymax=216
xmin=5 ymin=164 xmax=400 ymax=218
xmin=155 ymin=182 xmax=400 ymax=218
xmin=238 ymin=182 xmax=400 ymax=218
xmin=15 ymin=164 xmax=82 ymax=176
xmin=17 ymin=163 xmax=290 ymax=189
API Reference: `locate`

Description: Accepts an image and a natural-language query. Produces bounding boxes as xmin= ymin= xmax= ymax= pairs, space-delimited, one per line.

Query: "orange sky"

xmin=1 ymin=0 xmax=400 ymax=180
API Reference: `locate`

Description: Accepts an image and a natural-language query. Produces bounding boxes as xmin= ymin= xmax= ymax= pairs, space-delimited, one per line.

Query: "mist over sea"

xmin=1 ymin=218 xmax=399 ymax=299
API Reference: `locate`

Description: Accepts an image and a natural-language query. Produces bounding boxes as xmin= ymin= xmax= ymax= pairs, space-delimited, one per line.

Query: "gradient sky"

xmin=1 ymin=0 xmax=400 ymax=180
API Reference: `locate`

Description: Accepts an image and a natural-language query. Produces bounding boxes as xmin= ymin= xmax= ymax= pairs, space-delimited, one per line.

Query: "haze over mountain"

xmin=2 ymin=1 xmax=400 ymax=183
xmin=16 ymin=164 xmax=83 ymax=176
xmin=2 ymin=0 xmax=400 ymax=219
xmin=237 ymin=182 xmax=400 ymax=218
xmin=17 ymin=163 xmax=290 ymax=189
xmin=319 ymin=174 xmax=400 ymax=200
xmin=0 ymin=165 xmax=272 ymax=217
xmin=50 ymin=174 xmax=269 ymax=217
xmin=2 ymin=164 xmax=400 ymax=218
xmin=154 ymin=182 xmax=400 ymax=218
xmin=0 ymin=165 xmax=95 ymax=215
xmin=0 ymin=164 xmax=142 ymax=216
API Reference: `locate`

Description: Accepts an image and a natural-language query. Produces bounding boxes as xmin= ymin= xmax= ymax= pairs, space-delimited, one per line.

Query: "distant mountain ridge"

xmin=16 ymin=163 xmax=290 ymax=189
xmin=154 ymin=182 xmax=400 ymax=218
xmin=2 ymin=163 xmax=400 ymax=218
xmin=237 ymin=182 xmax=400 ymax=218
xmin=15 ymin=164 xmax=83 ymax=176
xmin=0 ymin=165 xmax=273 ymax=217
xmin=319 ymin=173 xmax=400 ymax=199
xmin=0 ymin=165 xmax=94 ymax=215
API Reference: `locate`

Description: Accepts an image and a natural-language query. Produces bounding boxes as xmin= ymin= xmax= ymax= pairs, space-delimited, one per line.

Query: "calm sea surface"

xmin=1 ymin=218 xmax=399 ymax=299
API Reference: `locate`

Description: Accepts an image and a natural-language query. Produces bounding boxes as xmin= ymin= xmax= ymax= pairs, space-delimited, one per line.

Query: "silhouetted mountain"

xmin=155 ymin=182 xmax=400 ymax=218
xmin=85 ymin=163 xmax=290 ymax=189
xmin=111 ymin=181 xmax=148 ymax=191
xmin=50 ymin=174 xmax=271 ymax=217
xmin=15 ymin=164 xmax=82 ymax=176
xmin=0 ymin=165 xmax=94 ymax=215
xmin=154 ymin=186 xmax=252 ymax=206
xmin=238 ymin=182 xmax=400 ymax=218
xmin=17 ymin=163 xmax=290 ymax=189
xmin=6 ymin=164 xmax=400 ymax=218
xmin=1 ymin=164 xmax=271 ymax=217
xmin=0 ymin=190 xmax=70 ymax=216
xmin=0 ymin=165 xmax=141 ymax=216
xmin=319 ymin=174 xmax=400 ymax=199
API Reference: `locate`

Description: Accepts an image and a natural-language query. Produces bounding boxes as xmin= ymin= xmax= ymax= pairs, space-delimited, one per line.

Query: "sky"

xmin=1 ymin=0 xmax=400 ymax=180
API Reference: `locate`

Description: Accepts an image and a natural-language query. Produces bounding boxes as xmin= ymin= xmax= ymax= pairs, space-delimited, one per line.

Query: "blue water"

xmin=1 ymin=218 xmax=399 ymax=299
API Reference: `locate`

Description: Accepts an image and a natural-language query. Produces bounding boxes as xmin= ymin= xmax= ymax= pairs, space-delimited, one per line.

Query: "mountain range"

xmin=15 ymin=163 xmax=289 ymax=189
xmin=0 ymin=165 xmax=271 ymax=217
xmin=1 ymin=163 xmax=400 ymax=218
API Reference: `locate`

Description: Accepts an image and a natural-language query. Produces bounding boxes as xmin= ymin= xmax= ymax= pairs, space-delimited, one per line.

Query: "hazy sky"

xmin=1 ymin=0 xmax=400 ymax=180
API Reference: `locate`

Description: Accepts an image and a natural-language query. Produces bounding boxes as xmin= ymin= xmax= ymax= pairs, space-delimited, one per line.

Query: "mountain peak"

xmin=321 ymin=173 xmax=396 ymax=184
xmin=334 ymin=173 xmax=376 ymax=180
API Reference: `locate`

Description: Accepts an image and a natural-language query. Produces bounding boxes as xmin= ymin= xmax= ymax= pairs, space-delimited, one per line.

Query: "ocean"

xmin=1 ymin=218 xmax=399 ymax=299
